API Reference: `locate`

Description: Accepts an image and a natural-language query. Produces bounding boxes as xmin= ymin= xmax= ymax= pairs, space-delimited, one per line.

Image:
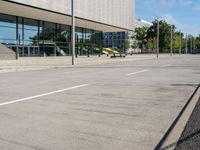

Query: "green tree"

xmin=195 ymin=35 xmax=200 ymax=50
xmin=148 ymin=20 xmax=176 ymax=53
xmin=172 ymin=32 xmax=181 ymax=53
xmin=132 ymin=27 xmax=148 ymax=53
xmin=132 ymin=41 xmax=138 ymax=50
xmin=173 ymin=32 xmax=184 ymax=53
xmin=145 ymin=38 xmax=156 ymax=53
xmin=187 ymin=34 xmax=194 ymax=53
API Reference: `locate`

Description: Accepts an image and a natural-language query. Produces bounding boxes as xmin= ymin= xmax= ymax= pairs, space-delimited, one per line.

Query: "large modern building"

xmin=103 ymin=32 xmax=127 ymax=51
xmin=130 ymin=19 xmax=152 ymax=53
xmin=0 ymin=0 xmax=134 ymax=58
xmin=103 ymin=19 xmax=152 ymax=53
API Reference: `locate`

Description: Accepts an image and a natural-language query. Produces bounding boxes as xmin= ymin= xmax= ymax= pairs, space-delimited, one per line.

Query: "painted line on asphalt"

xmin=126 ymin=70 xmax=150 ymax=76
xmin=0 ymin=84 xmax=89 ymax=107
xmin=0 ymin=80 xmax=7 ymax=83
xmin=161 ymin=64 xmax=171 ymax=68
xmin=64 ymin=69 xmax=92 ymax=74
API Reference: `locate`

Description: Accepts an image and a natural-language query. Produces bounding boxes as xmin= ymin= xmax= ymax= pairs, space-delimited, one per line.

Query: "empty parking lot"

xmin=0 ymin=55 xmax=199 ymax=150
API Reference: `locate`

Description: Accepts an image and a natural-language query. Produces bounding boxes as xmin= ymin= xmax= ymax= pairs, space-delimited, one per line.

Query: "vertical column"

xmin=37 ymin=20 xmax=40 ymax=57
xmin=170 ymin=25 xmax=173 ymax=56
xmin=71 ymin=0 xmax=75 ymax=65
xmin=28 ymin=46 xmax=30 ymax=57
xmin=179 ymin=31 xmax=182 ymax=55
xmin=186 ymin=34 xmax=188 ymax=54
xmin=42 ymin=21 xmax=45 ymax=57
xmin=191 ymin=37 xmax=193 ymax=54
xmin=156 ymin=19 xmax=159 ymax=58
xmin=16 ymin=16 xmax=19 ymax=59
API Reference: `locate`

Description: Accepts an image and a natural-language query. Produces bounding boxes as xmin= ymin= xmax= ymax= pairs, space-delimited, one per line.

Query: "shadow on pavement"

xmin=159 ymin=129 xmax=200 ymax=150
xmin=171 ymin=84 xmax=199 ymax=88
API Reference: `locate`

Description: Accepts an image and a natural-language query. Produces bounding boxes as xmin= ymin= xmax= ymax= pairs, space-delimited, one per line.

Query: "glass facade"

xmin=103 ymin=32 xmax=126 ymax=50
xmin=0 ymin=13 xmax=103 ymax=57
xmin=0 ymin=14 xmax=17 ymax=45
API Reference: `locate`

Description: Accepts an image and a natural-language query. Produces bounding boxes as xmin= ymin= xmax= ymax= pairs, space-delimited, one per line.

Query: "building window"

xmin=55 ymin=24 xmax=71 ymax=43
xmin=41 ymin=22 xmax=56 ymax=42
xmin=75 ymin=27 xmax=83 ymax=43
xmin=85 ymin=29 xmax=92 ymax=43
xmin=0 ymin=14 xmax=17 ymax=44
xmin=0 ymin=13 xmax=103 ymax=57
xmin=23 ymin=18 xmax=39 ymax=45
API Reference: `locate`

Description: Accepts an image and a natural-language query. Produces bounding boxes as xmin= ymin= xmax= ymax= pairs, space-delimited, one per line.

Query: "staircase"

xmin=0 ymin=44 xmax=16 ymax=60
xmin=56 ymin=46 xmax=67 ymax=56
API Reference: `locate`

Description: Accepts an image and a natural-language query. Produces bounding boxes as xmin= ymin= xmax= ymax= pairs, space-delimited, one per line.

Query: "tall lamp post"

xmin=170 ymin=25 xmax=173 ymax=56
xmin=156 ymin=18 xmax=159 ymax=58
xmin=186 ymin=34 xmax=188 ymax=54
xmin=71 ymin=0 xmax=75 ymax=65
xmin=193 ymin=37 xmax=196 ymax=53
xmin=179 ymin=30 xmax=182 ymax=55
xmin=16 ymin=33 xmax=20 ymax=59
xmin=191 ymin=36 xmax=193 ymax=54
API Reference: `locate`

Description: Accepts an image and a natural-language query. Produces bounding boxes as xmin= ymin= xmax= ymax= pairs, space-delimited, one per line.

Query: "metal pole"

xmin=157 ymin=18 xmax=159 ymax=58
xmin=71 ymin=0 xmax=75 ymax=65
xmin=186 ymin=34 xmax=188 ymax=54
xmin=170 ymin=25 xmax=173 ymax=56
xmin=16 ymin=34 xmax=19 ymax=59
xmin=179 ymin=31 xmax=181 ymax=55
xmin=191 ymin=37 xmax=193 ymax=54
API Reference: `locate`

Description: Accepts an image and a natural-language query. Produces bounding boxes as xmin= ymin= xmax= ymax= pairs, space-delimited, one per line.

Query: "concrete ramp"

xmin=0 ymin=44 xmax=16 ymax=60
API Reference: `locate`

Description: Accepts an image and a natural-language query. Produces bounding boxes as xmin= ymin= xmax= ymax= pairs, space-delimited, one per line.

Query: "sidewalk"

xmin=175 ymin=96 xmax=200 ymax=150
xmin=0 ymin=54 xmax=170 ymax=73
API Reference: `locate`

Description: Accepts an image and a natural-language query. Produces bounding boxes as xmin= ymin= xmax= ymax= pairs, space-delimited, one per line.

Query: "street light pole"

xmin=186 ymin=34 xmax=188 ymax=54
xmin=179 ymin=30 xmax=182 ymax=55
xmin=16 ymin=33 xmax=20 ymax=60
xmin=191 ymin=37 xmax=193 ymax=54
xmin=71 ymin=0 xmax=75 ymax=65
xmin=170 ymin=25 xmax=173 ymax=56
xmin=156 ymin=18 xmax=159 ymax=58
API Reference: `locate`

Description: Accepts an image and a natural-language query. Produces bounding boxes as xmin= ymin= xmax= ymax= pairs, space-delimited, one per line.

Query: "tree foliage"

xmin=195 ymin=35 xmax=200 ymax=50
xmin=131 ymin=19 xmax=200 ymax=53
xmin=133 ymin=27 xmax=148 ymax=53
xmin=147 ymin=20 xmax=176 ymax=52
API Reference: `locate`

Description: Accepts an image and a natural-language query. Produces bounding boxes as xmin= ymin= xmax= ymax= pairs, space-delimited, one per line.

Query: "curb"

xmin=154 ymin=84 xmax=200 ymax=150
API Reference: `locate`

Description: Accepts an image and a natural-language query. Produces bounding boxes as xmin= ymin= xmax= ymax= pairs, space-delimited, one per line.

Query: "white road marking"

xmin=64 ymin=69 xmax=92 ymax=74
xmin=126 ymin=70 xmax=149 ymax=76
xmin=0 ymin=84 xmax=89 ymax=106
xmin=0 ymin=80 xmax=7 ymax=83
xmin=162 ymin=64 xmax=171 ymax=68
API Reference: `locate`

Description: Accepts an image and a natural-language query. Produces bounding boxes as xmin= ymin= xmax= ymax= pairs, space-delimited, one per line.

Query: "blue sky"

xmin=136 ymin=0 xmax=200 ymax=36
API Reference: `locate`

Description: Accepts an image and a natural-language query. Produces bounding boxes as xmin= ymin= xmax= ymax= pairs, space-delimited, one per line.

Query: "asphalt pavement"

xmin=0 ymin=55 xmax=199 ymax=150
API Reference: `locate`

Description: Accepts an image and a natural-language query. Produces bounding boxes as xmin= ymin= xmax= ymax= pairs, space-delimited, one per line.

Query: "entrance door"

xmin=43 ymin=46 xmax=56 ymax=56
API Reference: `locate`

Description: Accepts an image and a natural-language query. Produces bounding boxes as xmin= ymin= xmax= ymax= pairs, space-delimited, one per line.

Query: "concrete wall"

xmin=0 ymin=44 xmax=16 ymax=60
xmin=8 ymin=0 xmax=134 ymax=30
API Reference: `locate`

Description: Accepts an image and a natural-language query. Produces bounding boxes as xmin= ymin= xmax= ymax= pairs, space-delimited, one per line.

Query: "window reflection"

xmin=0 ymin=14 xmax=16 ymax=44
xmin=0 ymin=13 xmax=103 ymax=57
xmin=75 ymin=27 xmax=83 ymax=43
xmin=24 ymin=18 xmax=38 ymax=45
